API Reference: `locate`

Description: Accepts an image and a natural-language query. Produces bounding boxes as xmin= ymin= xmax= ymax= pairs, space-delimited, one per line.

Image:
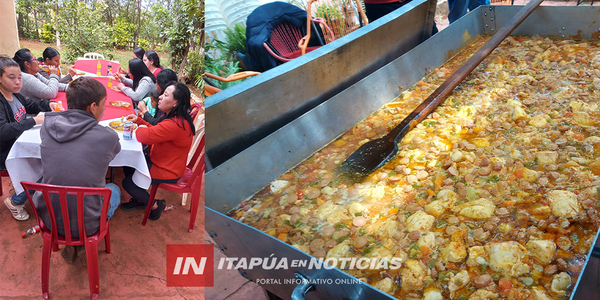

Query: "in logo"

xmin=167 ymin=244 xmax=214 ymax=287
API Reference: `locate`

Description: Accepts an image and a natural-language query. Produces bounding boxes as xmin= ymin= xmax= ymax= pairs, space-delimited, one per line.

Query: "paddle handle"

xmin=386 ymin=0 xmax=544 ymax=144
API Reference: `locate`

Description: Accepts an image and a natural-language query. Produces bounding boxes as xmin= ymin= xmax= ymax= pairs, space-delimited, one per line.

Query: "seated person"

xmin=136 ymin=68 xmax=178 ymax=125
xmin=115 ymin=58 xmax=157 ymax=108
xmin=143 ymin=50 xmax=162 ymax=78
xmin=0 ymin=56 xmax=57 ymax=221
xmin=13 ymin=48 xmax=68 ymax=101
xmin=119 ymin=47 xmax=145 ymax=76
xmin=133 ymin=46 xmax=145 ymax=60
xmin=120 ymin=82 xmax=196 ymax=221
xmin=38 ymin=47 xmax=76 ymax=83
xmin=33 ymin=77 xmax=121 ymax=265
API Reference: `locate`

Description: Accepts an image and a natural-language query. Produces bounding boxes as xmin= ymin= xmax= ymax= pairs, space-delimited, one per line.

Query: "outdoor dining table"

xmin=73 ymin=59 xmax=121 ymax=77
xmin=5 ymin=76 xmax=150 ymax=194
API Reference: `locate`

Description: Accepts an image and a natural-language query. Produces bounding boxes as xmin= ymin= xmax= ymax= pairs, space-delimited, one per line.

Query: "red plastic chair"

xmin=190 ymin=102 xmax=203 ymax=121
xmin=142 ymin=135 xmax=205 ymax=232
xmin=21 ymin=182 xmax=112 ymax=300
xmin=263 ymin=19 xmax=336 ymax=62
xmin=0 ymin=169 xmax=8 ymax=196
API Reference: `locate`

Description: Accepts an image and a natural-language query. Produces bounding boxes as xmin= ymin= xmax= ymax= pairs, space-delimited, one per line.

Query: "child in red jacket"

xmin=120 ymin=82 xmax=196 ymax=220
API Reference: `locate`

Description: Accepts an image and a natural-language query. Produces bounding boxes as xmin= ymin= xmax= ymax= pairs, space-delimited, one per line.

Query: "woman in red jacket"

xmin=120 ymin=81 xmax=196 ymax=220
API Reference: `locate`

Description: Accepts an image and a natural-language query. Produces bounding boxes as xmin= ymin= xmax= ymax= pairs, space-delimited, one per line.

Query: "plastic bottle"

xmin=96 ymin=60 xmax=101 ymax=76
xmin=21 ymin=225 xmax=41 ymax=238
xmin=55 ymin=100 xmax=63 ymax=112
xmin=107 ymin=63 xmax=113 ymax=88
xmin=164 ymin=205 xmax=174 ymax=211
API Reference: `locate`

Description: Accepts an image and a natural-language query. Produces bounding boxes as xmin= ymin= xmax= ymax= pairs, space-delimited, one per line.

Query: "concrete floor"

xmin=0 ymin=168 xmax=205 ymax=299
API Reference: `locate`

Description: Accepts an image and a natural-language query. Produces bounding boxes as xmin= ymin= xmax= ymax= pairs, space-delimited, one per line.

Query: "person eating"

xmin=38 ymin=47 xmax=76 ymax=83
xmin=0 ymin=56 xmax=58 ymax=221
xmin=13 ymin=48 xmax=68 ymax=101
xmin=114 ymin=58 xmax=157 ymax=108
xmin=120 ymin=82 xmax=196 ymax=221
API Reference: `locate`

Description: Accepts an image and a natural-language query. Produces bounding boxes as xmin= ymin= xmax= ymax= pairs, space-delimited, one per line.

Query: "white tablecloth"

xmin=6 ymin=118 xmax=151 ymax=194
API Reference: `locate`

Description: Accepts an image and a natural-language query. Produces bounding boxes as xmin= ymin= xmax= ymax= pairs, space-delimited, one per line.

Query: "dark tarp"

xmin=245 ymin=1 xmax=325 ymax=72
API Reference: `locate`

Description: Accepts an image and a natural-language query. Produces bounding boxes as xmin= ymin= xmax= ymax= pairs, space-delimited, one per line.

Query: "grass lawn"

xmin=19 ymin=38 xmax=171 ymax=75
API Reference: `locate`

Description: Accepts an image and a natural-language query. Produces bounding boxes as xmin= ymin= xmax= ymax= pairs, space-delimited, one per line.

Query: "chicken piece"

xmin=367 ymin=246 xmax=393 ymax=261
xmin=373 ymin=277 xmax=394 ymax=294
xmin=513 ymin=106 xmax=530 ymax=121
xmin=467 ymin=246 xmax=488 ymax=266
xmin=348 ymin=201 xmax=364 ymax=216
xmin=547 ymin=190 xmax=581 ymax=218
xmin=448 ymin=270 xmax=470 ymax=294
xmin=325 ymin=240 xmax=351 ymax=262
xmin=573 ymin=111 xmax=595 ymax=127
xmin=400 ymin=259 xmax=425 ymax=291
xmin=468 ymin=289 xmax=499 ymax=300
xmin=270 ymin=180 xmax=290 ymax=194
xmin=550 ymin=272 xmax=571 ymax=296
xmin=485 ymin=241 xmax=530 ymax=277
xmin=423 ymin=288 xmax=443 ymax=300
xmin=442 ymin=228 xmax=468 ymax=263
xmin=357 ymin=184 xmax=386 ymax=201
xmin=534 ymin=151 xmax=558 ymax=165
xmin=531 ymin=204 xmax=551 ymax=215
xmin=418 ymin=232 xmax=437 ymax=250
xmin=454 ymin=198 xmax=495 ymax=220
xmin=405 ymin=211 xmax=435 ymax=233
xmin=526 ymin=239 xmax=556 ymax=265
xmin=522 ymin=168 xmax=540 ymax=183
xmin=375 ymin=219 xmax=401 ymax=239
xmin=529 ymin=114 xmax=549 ymax=128
xmin=425 ymin=190 xmax=458 ymax=217
xmin=531 ymin=287 xmax=553 ymax=300
xmin=316 ymin=200 xmax=338 ymax=220
xmin=321 ymin=186 xmax=336 ymax=196
xmin=472 ymin=138 xmax=490 ymax=148
xmin=586 ymin=136 xmax=600 ymax=144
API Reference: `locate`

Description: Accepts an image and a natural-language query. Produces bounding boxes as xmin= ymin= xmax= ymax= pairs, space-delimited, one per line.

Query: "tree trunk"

xmin=17 ymin=12 xmax=25 ymax=39
xmin=33 ymin=8 xmax=40 ymax=41
xmin=106 ymin=0 xmax=114 ymax=27
xmin=133 ymin=0 xmax=142 ymax=44
xmin=178 ymin=45 xmax=189 ymax=81
xmin=55 ymin=0 xmax=61 ymax=49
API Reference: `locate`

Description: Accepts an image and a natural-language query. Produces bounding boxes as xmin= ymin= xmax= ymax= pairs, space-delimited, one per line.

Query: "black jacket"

xmin=0 ymin=93 xmax=51 ymax=169
xmin=142 ymin=108 xmax=165 ymax=126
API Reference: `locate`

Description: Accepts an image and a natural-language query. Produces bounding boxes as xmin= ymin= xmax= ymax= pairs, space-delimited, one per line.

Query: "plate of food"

xmin=108 ymin=120 xmax=137 ymax=132
xmin=109 ymin=101 xmax=131 ymax=108
xmin=109 ymin=86 xmax=122 ymax=92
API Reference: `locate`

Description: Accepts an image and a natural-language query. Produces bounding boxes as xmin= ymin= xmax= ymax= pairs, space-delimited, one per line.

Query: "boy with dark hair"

xmin=33 ymin=77 xmax=121 ymax=265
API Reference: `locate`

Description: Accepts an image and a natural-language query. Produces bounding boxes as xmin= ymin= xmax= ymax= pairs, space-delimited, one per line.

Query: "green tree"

xmin=56 ymin=0 xmax=110 ymax=62
xmin=110 ymin=17 xmax=136 ymax=49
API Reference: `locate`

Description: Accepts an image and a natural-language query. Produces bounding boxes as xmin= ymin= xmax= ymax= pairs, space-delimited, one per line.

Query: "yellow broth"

xmin=230 ymin=36 xmax=600 ymax=300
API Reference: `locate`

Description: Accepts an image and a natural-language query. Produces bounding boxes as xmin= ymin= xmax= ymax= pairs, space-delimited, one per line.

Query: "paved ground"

xmin=0 ymin=161 xmax=206 ymax=299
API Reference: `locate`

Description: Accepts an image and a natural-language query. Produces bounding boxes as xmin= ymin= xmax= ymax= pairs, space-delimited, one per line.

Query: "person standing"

xmin=448 ymin=0 xmax=490 ymax=24
xmin=364 ymin=0 xmax=438 ymax=33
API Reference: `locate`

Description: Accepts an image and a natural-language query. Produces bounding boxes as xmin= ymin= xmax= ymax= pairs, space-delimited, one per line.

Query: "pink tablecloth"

xmin=73 ymin=60 xmax=121 ymax=76
xmin=52 ymin=77 xmax=134 ymax=121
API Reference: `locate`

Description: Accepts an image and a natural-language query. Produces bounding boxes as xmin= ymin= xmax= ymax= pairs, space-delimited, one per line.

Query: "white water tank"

xmin=219 ymin=0 xmax=260 ymax=27
xmin=205 ymin=0 xmax=228 ymax=58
